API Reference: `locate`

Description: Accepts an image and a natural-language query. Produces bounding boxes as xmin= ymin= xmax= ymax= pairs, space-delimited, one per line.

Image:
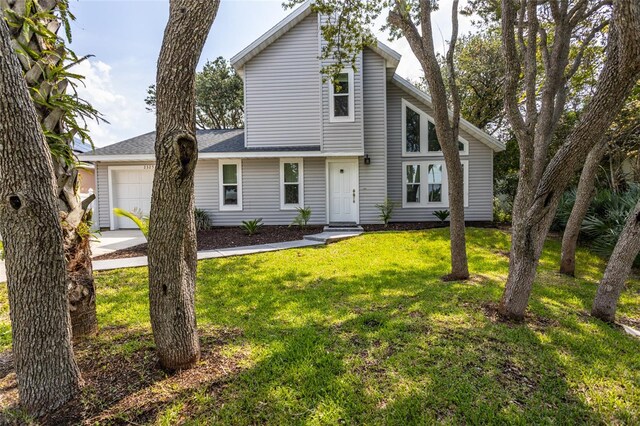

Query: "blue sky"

xmin=68 ymin=0 xmax=474 ymax=146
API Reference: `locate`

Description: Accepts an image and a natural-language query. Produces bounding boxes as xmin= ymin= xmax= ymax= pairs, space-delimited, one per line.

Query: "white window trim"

xmin=401 ymin=98 xmax=469 ymax=157
xmin=280 ymin=158 xmax=304 ymax=210
xmin=329 ymin=69 xmax=355 ymax=123
xmin=401 ymin=160 xmax=469 ymax=208
xmin=219 ymin=159 xmax=242 ymax=211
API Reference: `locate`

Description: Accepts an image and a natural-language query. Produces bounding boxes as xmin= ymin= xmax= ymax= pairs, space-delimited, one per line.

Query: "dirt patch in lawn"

xmin=94 ymin=225 xmax=325 ymax=260
xmin=95 ymin=222 xmax=498 ymax=261
xmin=0 ymin=326 xmax=243 ymax=425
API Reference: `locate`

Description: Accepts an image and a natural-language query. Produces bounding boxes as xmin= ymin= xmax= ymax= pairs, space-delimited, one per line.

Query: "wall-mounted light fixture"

xmin=364 ymin=154 xmax=371 ymax=165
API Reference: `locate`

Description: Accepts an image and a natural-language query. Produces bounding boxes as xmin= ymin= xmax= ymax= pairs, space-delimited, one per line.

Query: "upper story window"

xmin=219 ymin=159 xmax=242 ymax=211
xmin=280 ymin=158 xmax=304 ymax=209
xmin=329 ymin=69 xmax=355 ymax=123
xmin=402 ymin=99 xmax=469 ymax=156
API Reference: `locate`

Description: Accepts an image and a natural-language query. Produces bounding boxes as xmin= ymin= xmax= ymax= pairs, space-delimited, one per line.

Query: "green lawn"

xmin=1 ymin=228 xmax=639 ymax=424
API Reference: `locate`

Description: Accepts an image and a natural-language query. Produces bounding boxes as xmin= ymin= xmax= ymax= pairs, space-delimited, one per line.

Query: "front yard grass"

xmin=1 ymin=228 xmax=639 ymax=424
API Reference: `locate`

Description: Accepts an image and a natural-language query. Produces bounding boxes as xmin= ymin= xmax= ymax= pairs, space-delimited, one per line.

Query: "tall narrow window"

xmin=405 ymin=164 xmax=421 ymax=204
xmin=329 ymin=69 xmax=354 ymax=122
xmin=427 ymin=163 xmax=443 ymax=203
xmin=219 ymin=160 xmax=242 ymax=210
xmin=280 ymin=158 xmax=304 ymax=209
xmin=406 ymin=107 xmax=421 ymax=153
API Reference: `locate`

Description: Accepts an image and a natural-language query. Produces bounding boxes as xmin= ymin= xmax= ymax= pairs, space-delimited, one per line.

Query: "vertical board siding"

xmin=386 ymin=83 xmax=494 ymax=221
xmin=244 ymin=14 xmax=321 ymax=148
xmin=359 ymin=49 xmax=387 ymax=224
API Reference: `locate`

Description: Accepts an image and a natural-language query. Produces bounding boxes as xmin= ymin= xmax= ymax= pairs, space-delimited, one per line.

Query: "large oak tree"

xmin=148 ymin=0 xmax=219 ymax=370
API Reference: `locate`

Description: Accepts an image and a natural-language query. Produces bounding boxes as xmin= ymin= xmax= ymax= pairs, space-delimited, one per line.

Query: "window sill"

xmin=329 ymin=116 xmax=355 ymax=123
xmin=220 ymin=206 xmax=243 ymax=212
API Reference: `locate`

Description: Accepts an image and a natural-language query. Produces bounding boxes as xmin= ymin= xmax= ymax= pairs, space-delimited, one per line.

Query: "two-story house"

xmin=80 ymin=2 xmax=505 ymax=230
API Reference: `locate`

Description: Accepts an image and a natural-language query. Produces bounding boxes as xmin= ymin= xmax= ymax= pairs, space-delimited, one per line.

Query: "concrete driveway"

xmin=91 ymin=230 xmax=146 ymax=257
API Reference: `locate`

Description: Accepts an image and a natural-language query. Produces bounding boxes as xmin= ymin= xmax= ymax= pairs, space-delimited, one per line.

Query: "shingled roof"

xmin=82 ymin=129 xmax=321 ymax=160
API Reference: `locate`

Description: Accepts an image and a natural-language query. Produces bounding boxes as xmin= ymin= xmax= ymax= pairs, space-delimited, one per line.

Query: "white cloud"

xmin=70 ymin=59 xmax=155 ymax=147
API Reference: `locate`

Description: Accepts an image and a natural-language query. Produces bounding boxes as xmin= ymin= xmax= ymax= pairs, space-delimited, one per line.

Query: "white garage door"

xmin=111 ymin=168 xmax=154 ymax=229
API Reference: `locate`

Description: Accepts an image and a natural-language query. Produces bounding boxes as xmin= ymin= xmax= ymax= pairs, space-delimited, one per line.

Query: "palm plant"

xmin=3 ymin=0 xmax=104 ymax=336
xmin=113 ymin=208 xmax=149 ymax=239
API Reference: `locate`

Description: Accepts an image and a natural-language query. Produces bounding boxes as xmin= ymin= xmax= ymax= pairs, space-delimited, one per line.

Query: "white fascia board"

xmin=80 ymin=151 xmax=365 ymax=163
xmin=230 ymin=1 xmax=313 ymax=71
xmin=392 ymin=74 xmax=506 ymax=152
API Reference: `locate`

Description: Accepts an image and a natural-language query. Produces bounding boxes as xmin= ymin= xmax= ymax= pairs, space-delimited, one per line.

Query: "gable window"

xmin=219 ymin=159 xmax=242 ymax=211
xmin=329 ymin=69 xmax=355 ymax=122
xmin=402 ymin=99 xmax=469 ymax=156
xmin=402 ymin=160 xmax=469 ymax=208
xmin=280 ymin=158 xmax=304 ymax=209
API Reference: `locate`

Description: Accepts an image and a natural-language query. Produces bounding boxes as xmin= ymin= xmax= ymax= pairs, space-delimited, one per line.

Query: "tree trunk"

xmin=499 ymin=0 xmax=640 ymax=320
xmin=591 ymin=199 xmax=640 ymax=322
xmin=0 ymin=16 xmax=81 ymax=415
xmin=559 ymin=139 xmax=607 ymax=276
xmin=148 ymin=0 xmax=219 ymax=370
xmin=2 ymin=0 xmax=98 ymax=338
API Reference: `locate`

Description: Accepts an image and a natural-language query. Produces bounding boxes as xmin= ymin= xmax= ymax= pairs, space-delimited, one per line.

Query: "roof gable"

xmin=231 ymin=1 xmax=400 ymax=73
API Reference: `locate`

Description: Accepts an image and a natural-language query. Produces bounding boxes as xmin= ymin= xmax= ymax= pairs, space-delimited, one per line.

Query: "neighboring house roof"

xmin=230 ymin=1 xmax=401 ymax=72
xmin=391 ymin=75 xmax=506 ymax=152
xmin=78 ymin=129 xmax=323 ymax=162
xmin=72 ymin=137 xmax=94 ymax=154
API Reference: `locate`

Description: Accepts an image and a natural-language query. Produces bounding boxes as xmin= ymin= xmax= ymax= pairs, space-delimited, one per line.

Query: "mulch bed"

xmin=95 ymin=222 xmax=498 ymax=261
xmin=0 ymin=327 xmax=243 ymax=425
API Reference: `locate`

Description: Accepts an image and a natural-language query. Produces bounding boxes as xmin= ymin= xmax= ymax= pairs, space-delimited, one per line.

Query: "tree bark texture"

xmin=389 ymin=0 xmax=469 ymax=279
xmin=499 ymin=0 xmax=640 ymax=320
xmin=591 ymin=199 xmax=640 ymax=322
xmin=0 ymin=17 xmax=81 ymax=415
xmin=2 ymin=0 xmax=98 ymax=337
xmin=559 ymin=139 xmax=607 ymax=276
xmin=148 ymin=0 xmax=219 ymax=370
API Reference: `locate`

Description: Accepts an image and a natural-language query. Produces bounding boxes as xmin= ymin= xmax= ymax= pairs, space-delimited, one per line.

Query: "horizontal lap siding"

xmin=196 ymin=158 xmax=327 ymax=226
xmin=244 ymin=14 xmax=321 ymax=148
xmin=386 ymin=83 xmax=494 ymax=222
xmin=359 ymin=49 xmax=387 ymax=224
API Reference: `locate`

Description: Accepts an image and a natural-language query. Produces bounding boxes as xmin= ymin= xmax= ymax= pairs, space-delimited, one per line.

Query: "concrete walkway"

xmin=92 ymin=228 xmax=364 ymax=271
xmin=91 ymin=230 xmax=147 ymax=257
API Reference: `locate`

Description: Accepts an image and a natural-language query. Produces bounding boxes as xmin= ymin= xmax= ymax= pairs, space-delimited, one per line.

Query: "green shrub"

xmin=554 ymin=184 xmax=640 ymax=265
xmin=113 ymin=208 xmax=149 ymax=239
xmin=194 ymin=208 xmax=212 ymax=231
xmin=433 ymin=210 xmax=450 ymax=223
xmin=241 ymin=218 xmax=263 ymax=236
xmin=493 ymin=195 xmax=513 ymax=223
xmin=290 ymin=206 xmax=312 ymax=229
xmin=375 ymin=198 xmax=395 ymax=227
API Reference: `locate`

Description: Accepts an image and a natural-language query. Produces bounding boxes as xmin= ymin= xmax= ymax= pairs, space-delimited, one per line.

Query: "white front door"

xmin=328 ymin=160 xmax=359 ymax=224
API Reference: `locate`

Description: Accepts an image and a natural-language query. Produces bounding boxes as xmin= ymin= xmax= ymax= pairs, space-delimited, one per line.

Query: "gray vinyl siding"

xmin=386 ymin=82 xmax=494 ymax=221
xmin=359 ymin=49 xmax=387 ymax=224
xmin=320 ymin=16 xmax=364 ymax=153
xmin=244 ymin=14 xmax=321 ymax=148
xmin=95 ymin=159 xmax=327 ymax=229
xmin=197 ymin=158 xmax=326 ymax=226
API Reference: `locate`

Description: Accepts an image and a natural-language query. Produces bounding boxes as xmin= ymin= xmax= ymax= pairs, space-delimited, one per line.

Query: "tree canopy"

xmin=145 ymin=56 xmax=243 ymax=130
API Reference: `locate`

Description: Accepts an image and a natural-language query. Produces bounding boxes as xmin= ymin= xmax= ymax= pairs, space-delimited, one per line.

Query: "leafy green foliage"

xmin=493 ymin=195 xmax=512 ymax=223
xmin=375 ymin=198 xmax=395 ymax=226
xmin=145 ymin=57 xmax=243 ymax=129
xmin=113 ymin=208 xmax=149 ymax=239
xmin=3 ymin=0 xmax=104 ymax=166
xmin=240 ymin=218 xmax=263 ymax=236
xmin=555 ymin=185 xmax=640 ymax=265
xmin=194 ymin=208 xmax=212 ymax=231
xmin=290 ymin=207 xmax=312 ymax=229
xmin=433 ymin=209 xmax=450 ymax=223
